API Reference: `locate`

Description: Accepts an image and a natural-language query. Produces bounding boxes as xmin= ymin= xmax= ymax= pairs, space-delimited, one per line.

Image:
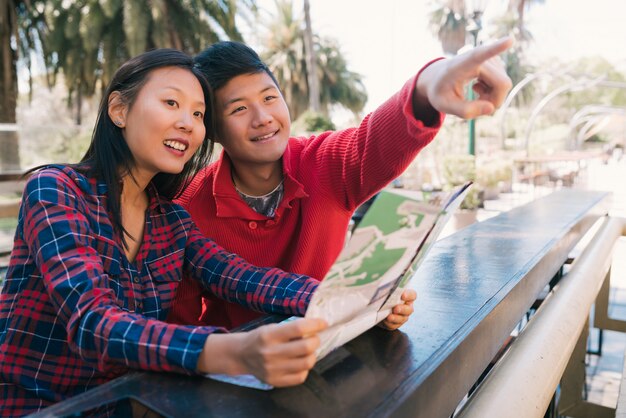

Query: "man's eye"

xmin=265 ymin=95 xmax=277 ymax=102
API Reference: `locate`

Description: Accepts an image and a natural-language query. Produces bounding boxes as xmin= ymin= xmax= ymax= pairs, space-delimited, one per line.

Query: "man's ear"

xmin=108 ymin=91 xmax=127 ymax=128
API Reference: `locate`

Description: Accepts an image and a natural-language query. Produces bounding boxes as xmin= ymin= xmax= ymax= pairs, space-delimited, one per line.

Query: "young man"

xmin=168 ymin=38 xmax=513 ymax=328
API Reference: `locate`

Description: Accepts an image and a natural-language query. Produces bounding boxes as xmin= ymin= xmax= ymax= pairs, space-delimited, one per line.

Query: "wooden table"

xmin=33 ymin=189 xmax=609 ymax=418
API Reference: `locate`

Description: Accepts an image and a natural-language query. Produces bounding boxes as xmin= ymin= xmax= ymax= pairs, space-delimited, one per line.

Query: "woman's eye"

xmin=231 ymin=106 xmax=246 ymax=114
xmin=194 ymin=111 xmax=204 ymax=118
xmin=166 ymin=100 xmax=177 ymax=107
xmin=265 ymin=95 xmax=277 ymax=102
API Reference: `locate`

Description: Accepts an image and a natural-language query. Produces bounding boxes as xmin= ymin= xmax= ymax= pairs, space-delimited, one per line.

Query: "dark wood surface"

xmin=0 ymin=171 xmax=29 ymax=183
xmin=32 ymin=189 xmax=609 ymax=418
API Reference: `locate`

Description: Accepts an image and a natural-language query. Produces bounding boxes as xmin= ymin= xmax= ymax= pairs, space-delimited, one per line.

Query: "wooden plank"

xmin=0 ymin=171 xmax=29 ymax=182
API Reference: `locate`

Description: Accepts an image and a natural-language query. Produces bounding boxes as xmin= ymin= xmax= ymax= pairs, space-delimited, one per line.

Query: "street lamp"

xmin=466 ymin=0 xmax=488 ymax=156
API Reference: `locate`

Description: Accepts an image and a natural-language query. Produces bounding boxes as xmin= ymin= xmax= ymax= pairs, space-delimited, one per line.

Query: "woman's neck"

xmin=231 ymin=161 xmax=283 ymax=197
xmin=120 ymin=171 xmax=150 ymax=263
xmin=121 ymin=170 xmax=151 ymax=206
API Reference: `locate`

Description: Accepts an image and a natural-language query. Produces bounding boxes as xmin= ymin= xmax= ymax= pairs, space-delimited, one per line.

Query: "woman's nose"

xmin=176 ymin=112 xmax=194 ymax=132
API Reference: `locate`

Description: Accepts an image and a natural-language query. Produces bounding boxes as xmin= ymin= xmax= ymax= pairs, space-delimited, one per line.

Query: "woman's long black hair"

xmin=80 ymin=48 xmax=215 ymax=245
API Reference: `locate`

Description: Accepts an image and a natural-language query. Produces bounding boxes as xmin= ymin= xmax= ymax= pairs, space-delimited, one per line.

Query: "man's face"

xmin=214 ymin=72 xmax=291 ymax=171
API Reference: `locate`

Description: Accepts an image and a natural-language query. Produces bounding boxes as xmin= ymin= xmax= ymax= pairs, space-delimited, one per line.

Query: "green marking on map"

xmin=348 ymin=241 xmax=405 ymax=286
xmin=358 ymin=192 xmax=424 ymax=234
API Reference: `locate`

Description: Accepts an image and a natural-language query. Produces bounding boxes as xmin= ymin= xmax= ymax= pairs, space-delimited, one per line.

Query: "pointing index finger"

xmin=467 ymin=36 xmax=514 ymax=65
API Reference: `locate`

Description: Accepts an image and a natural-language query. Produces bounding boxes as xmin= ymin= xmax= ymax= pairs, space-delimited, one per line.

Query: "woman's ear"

xmin=108 ymin=91 xmax=127 ymax=128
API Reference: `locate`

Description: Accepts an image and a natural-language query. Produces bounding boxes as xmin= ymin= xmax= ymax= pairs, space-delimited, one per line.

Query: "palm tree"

xmin=317 ymin=39 xmax=367 ymax=118
xmin=508 ymin=0 xmax=545 ymax=41
xmin=40 ymin=0 xmax=255 ymax=125
xmin=428 ymin=0 xmax=467 ymax=56
xmin=490 ymin=0 xmax=545 ymax=99
xmin=429 ymin=0 xmax=545 ymax=56
xmin=429 ymin=0 xmax=545 ymax=102
xmin=302 ymin=0 xmax=320 ymax=112
xmin=261 ymin=0 xmax=366 ymax=121
xmin=3 ymin=0 xmax=255 ymax=170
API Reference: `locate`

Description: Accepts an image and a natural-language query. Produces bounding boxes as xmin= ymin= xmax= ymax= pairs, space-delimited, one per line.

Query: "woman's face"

xmin=119 ymin=66 xmax=206 ymax=181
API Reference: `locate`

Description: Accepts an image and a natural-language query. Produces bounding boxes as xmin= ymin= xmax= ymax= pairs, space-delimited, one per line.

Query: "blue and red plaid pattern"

xmin=0 ymin=166 xmax=318 ymax=416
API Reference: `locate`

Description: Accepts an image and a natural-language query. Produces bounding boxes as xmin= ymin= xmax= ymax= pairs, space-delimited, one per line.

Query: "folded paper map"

xmin=305 ymin=182 xmax=472 ymax=359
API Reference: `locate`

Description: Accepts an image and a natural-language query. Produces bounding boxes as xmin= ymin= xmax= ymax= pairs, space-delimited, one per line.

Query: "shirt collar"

xmin=213 ymin=149 xmax=308 ymax=219
xmin=146 ymin=182 xmax=167 ymax=214
xmin=94 ymin=176 xmax=167 ymax=214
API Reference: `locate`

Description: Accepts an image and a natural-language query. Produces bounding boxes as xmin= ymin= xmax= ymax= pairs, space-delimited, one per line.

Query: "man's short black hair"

xmin=194 ymin=41 xmax=280 ymax=91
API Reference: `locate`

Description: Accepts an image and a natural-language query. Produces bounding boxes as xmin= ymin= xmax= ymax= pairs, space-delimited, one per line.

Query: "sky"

xmin=267 ymin=0 xmax=626 ymax=114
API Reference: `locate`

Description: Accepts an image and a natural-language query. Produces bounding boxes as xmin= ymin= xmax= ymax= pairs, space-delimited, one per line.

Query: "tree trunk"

xmin=76 ymin=80 xmax=82 ymax=126
xmin=517 ymin=0 xmax=525 ymax=36
xmin=438 ymin=0 xmax=467 ymax=56
xmin=303 ymin=0 xmax=320 ymax=112
xmin=0 ymin=0 xmax=21 ymax=172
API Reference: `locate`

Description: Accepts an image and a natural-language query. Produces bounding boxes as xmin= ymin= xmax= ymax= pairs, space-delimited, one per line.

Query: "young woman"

xmin=0 ymin=49 xmax=334 ymax=416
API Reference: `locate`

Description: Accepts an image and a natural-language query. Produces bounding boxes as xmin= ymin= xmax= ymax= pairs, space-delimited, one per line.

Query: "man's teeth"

xmin=164 ymin=140 xmax=188 ymax=151
xmin=252 ymin=132 xmax=275 ymax=141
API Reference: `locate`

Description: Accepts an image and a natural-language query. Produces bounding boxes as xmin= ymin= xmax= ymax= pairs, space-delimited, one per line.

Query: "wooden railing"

xmin=32 ymin=189 xmax=610 ymax=418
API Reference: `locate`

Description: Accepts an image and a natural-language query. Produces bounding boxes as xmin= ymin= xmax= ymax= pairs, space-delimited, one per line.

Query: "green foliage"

xmin=557 ymin=57 xmax=626 ymax=109
xmin=100 ymin=0 xmax=123 ymax=18
xmin=16 ymin=0 xmax=256 ymax=124
xmin=476 ymin=159 xmax=513 ymax=188
xmin=459 ymin=187 xmax=482 ymax=210
xmin=317 ymin=38 xmax=367 ymax=117
xmin=123 ymin=0 xmax=150 ymax=57
xmin=294 ymin=110 xmax=336 ymax=133
xmin=429 ymin=0 xmax=541 ymax=105
xmin=261 ymin=0 xmax=367 ymax=120
xmin=442 ymin=154 xmax=476 ymax=186
xmin=584 ymin=134 xmax=607 ymax=144
xmin=442 ymin=154 xmax=483 ymax=210
xmin=427 ymin=0 xmax=467 ymax=56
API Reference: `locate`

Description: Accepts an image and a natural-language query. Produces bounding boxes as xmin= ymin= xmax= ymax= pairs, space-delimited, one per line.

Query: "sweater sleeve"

xmin=182 ymin=218 xmax=319 ymax=316
xmin=20 ymin=170 xmax=219 ymax=375
xmin=297 ymin=62 xmax=445 ymax=211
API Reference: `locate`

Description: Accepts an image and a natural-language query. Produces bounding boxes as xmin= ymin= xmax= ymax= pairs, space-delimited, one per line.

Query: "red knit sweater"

xmin=168 ymin=71 xmax=444 ymax=328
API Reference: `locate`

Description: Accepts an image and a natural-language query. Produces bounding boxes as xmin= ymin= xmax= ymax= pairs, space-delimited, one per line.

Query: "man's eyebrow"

xmin=223 ymin=84 xmax=279 ymax=106
xmin=260 ymin=84 xmax=279 ymax=93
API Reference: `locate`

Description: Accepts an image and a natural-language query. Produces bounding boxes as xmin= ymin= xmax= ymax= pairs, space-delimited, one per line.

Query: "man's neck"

xmin=231 ymin=161 xmax=283 ymax=197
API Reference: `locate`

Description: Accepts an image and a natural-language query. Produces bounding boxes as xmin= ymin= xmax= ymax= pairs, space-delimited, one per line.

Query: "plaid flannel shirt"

xmin=0 ymin=166 xmax=318 ymax=416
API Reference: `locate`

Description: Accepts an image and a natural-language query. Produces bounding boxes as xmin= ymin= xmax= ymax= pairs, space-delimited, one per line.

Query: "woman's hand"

xmin=198 ymin=318 xmax=327 ymax=387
